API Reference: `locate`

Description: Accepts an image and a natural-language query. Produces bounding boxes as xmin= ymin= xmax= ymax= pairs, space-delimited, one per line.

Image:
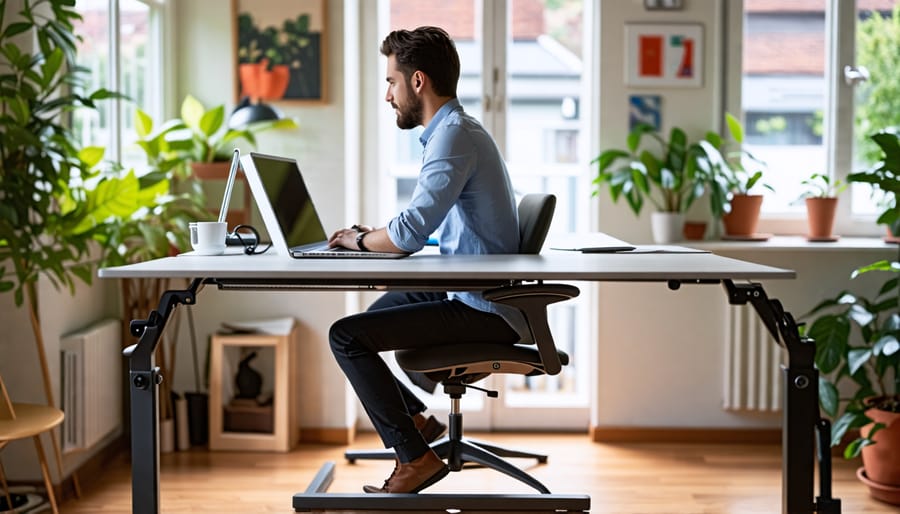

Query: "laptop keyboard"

xmin=293 ymin=246 xmax=407 ymax=259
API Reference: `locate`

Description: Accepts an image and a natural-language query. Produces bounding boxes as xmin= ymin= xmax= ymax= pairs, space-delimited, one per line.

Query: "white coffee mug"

xmin=189 ymin=221 xmax=227 ymax=255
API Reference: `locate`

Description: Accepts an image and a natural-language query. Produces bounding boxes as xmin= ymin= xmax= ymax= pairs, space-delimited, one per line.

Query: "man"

xmin=328 ymin=26 xmax=529 ymax=494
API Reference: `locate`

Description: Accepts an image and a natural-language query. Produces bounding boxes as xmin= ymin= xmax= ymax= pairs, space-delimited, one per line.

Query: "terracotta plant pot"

xmin=682 ymin=221 xmax=707 ymax=241
xmin=860 ymin=397 xmax=900 ymax=488
xmin=722 ymin=194 xmax=763 ymax=237
xmin=805 ymin=197 xmax=838 ymax=240
xmin=190 ymin=161 xmax=231 ymax=180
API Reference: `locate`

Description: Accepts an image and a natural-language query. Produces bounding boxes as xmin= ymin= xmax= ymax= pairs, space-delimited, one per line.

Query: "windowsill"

xmin=684 ymin=236 xmax=898 ymax=252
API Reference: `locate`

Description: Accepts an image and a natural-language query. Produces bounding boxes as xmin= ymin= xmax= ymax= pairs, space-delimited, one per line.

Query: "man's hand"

xmin=328 ymin=227 xmax=366 ymax=250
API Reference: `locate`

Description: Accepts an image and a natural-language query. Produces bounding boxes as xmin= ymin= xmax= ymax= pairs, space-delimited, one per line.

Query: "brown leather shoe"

xmin=413 ymin=413 xmax=447 ymax=444
xmin=362 ymin=450 xmax=449 ymax=493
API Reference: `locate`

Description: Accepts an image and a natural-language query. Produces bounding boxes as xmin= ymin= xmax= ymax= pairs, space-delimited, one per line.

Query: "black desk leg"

xmin=722 ymin=280 xmax=841 ymax=514
xmin=122 ymin=279 xmax=201 ymax=514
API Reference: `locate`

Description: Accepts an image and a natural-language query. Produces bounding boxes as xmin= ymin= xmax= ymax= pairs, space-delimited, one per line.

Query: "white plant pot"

xmin=160 ymin=418 xmax=175 ymax=453
xmin=651 ymin=212 xmax=684 ymax=244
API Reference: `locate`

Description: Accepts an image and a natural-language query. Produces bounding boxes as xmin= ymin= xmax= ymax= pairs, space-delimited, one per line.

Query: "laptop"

xmin=241 ymin=152 xmax=407 ymax=259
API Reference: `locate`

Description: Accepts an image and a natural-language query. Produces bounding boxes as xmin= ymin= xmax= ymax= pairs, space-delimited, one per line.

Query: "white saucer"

xmin=192 ymin=246 xmax=226 ymax=256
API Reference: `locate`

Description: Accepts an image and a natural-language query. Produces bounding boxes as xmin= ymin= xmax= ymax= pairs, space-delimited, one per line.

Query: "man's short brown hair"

xmin=380 ymin=26 xmax=459 ymax=98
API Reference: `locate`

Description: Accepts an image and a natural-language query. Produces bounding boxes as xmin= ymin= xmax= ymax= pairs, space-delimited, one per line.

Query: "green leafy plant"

xmin=592 ymin=124 xmax=706 ymax=215
xmin=0 ymin=0 xmax=147 ymax=307
xmin=798 ymin=172 xmax=848 ymax=200
xmin=176 ymin=94 xmax=297 ymax=163
xmin=101 ymin=108 xmax=211 ymax=267
xmin=848 ymin=128 xmax=900 ymax=237
xmin=803 ymin=259 xmax=900 ymax=458
xmin=695 ymin=112 xmax=772 ymax=218
xmin=805 ymin=128 xmax=900 ymax=459
xmin=0 ymin=0 xmax=163 ymax=475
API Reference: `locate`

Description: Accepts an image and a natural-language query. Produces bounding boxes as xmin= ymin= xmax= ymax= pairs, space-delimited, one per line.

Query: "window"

xmin=73 ymin=0 xmax=166 ymax=166
xmin=739 ymin=0 xmax=900 ymax=234
xmin=741 ymin=1 xmax=827 ymax=214
xmin=851 ymin=1 xmax=900 ymax=217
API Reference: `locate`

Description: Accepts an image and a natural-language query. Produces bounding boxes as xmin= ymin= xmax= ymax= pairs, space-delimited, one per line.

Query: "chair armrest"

xmin=483 ymin=283 xmax=580 ymax=375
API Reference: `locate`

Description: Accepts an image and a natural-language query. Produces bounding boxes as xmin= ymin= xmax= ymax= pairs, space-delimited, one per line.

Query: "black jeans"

xmin=329 ymin=291 xmax=519 ymax=462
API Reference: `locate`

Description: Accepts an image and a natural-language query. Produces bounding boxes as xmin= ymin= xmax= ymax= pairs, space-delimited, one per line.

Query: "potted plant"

xmin=102 ymin=107 xmax=215 ymax=449
xmin=593 ymin=123 xmax=706 ymax=243
xmin=803 ymin=258 xmax=900 ymax=504
xmin=175 ymin=94 xmax=298 ymax=168
xmin=0 ymin=0 xmax=160 ymax=484
xmin=160 ymin=95 xmax=297 ymax=224
xmin=797 ymin=172 xmax=846 ymax=241
xmin=804 ymin=128 xmax=900 ymax=504
xmin=848 ymin=128 xmax=900 ymax=242
xmin=695 ymin=113 xmax=772 ymax=238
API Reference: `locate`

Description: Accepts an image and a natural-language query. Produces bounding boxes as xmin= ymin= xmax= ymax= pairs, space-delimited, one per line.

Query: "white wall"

xmin=595 ymin=246 xmax=895 ymax=429
xmin=597 ymin=1 xmax=725 ymax=244
xmin=0 ymin=275 xmax=120 ymax=481
xmin=170 ymin=0 xmax=355 ymax=431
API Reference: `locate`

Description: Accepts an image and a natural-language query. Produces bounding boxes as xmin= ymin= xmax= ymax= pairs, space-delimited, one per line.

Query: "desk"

xmin=99 ymin=250 xmax=838 ymax=514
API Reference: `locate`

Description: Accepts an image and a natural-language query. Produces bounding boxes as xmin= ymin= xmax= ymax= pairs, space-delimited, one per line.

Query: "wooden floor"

xmin=63 ymin=432 xmax=895 ymax=513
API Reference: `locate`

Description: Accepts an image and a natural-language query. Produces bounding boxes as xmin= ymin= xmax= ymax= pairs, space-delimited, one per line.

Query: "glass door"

xmin=377 ymin=0 xmax=591 ymax=430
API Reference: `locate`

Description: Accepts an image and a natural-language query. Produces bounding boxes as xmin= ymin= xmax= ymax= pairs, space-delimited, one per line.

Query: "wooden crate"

xmin=208 ymin=321 xmax=299 ymax=451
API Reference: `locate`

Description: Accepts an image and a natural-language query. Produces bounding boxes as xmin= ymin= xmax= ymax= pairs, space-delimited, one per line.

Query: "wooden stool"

xmin=0 ymin=374 xmax=65 ymax=514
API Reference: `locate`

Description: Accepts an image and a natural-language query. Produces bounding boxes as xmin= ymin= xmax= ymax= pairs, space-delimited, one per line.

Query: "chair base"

xmin=345 ymin=435 xmax=547 ymax=464
xmin=345 ymin=433 xmax=550 ymax=494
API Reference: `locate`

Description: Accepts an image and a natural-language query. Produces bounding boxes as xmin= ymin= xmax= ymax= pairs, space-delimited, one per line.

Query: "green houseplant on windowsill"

xmin=796 ymin=173 xmax=847 ymax=241
xmin=694 ymin=112 xmax=772 ymax=238
xmin=592 ymin=123 xmax=707 ymax=243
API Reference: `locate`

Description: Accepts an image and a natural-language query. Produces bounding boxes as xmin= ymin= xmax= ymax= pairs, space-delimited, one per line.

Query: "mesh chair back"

xmin=517 ymin=194 xmax=556 ymax=254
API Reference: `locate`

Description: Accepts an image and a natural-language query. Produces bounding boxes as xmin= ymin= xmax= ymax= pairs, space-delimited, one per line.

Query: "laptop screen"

xmin=252 ymin=153 xmax=328 ymax=248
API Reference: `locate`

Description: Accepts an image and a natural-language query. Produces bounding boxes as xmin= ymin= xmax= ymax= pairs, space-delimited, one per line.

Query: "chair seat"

xmin=0 ymin=403 xmax=64 ymax=441
xmin=396 ymin=342 xmax=569 ymax=378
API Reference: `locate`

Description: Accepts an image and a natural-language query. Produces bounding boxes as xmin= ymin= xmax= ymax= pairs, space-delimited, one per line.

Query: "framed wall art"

xmin=624 ymin=23 xmax=703 ymax=88
xmin=233 ymin=0 xmax=327 ymax=103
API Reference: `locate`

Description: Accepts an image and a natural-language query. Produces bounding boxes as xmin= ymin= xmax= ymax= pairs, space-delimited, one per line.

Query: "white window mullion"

xmin=109 ymin=0 xmax=121 ymax=162
xmin=829 ymin=0 xmax=859 ymax=236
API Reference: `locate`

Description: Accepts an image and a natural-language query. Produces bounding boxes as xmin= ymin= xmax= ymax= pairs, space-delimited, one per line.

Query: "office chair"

xmin=344 ymin=193 xmax=580 ymax=494
xmin=0 ymin=373 xmax=65 ymax=514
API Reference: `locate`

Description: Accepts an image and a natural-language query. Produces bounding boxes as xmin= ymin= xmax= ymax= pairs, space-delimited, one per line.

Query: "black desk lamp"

xmin=228 ymin=96 xmax=283 ymax=128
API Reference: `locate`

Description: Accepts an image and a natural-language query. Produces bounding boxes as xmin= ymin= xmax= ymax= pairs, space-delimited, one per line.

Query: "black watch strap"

xmin=356 ymin=231 xmax=370 ymax=252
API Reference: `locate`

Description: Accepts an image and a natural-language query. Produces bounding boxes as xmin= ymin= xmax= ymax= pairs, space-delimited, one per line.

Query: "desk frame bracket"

xmin=122 ymin=278 xmax=202 ymax=514
xmin=722 ymin=280 xmax=841 ymax=514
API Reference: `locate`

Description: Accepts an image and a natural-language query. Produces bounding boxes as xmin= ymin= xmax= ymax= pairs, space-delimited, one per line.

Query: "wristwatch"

xmin=356 ymin=230 xmax=370 ymax=252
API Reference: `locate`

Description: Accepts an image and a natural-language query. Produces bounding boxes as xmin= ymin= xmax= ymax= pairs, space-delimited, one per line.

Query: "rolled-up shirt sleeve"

xmin=387 ymin=124 xmax=474 ymax=253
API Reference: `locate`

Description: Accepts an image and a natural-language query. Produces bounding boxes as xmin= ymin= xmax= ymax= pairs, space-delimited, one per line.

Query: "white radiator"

xmin=723 ymin=305 xmax=783 ymax=412
xmin=60 ymin=319 xmax=122 ymax=452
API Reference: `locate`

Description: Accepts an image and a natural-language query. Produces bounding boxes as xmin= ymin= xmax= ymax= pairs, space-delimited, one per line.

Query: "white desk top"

xmin=98 ymin=250 xmax=795 ymax=283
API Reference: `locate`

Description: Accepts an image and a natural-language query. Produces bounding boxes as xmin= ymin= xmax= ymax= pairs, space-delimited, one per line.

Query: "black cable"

xmin=231 ymin=224 xmax=271 ymax=255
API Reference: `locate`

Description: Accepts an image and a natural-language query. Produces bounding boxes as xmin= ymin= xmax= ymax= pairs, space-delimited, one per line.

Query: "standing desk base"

xmin=292 ymin=462 xmax=591 ymax=512
xmin=123 ymin=277 xmax=837 ymax=514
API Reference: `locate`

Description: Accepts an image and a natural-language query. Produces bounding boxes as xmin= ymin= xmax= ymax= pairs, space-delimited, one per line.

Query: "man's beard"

xmin=394 ymin=93 xmax=423 ymax=130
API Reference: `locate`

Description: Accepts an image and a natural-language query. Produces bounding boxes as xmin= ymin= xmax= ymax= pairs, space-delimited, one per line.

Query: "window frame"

xmin=78 ymin=0 xmax=169 ymax=163
xmin=728 ymin=0 xmax=882 ymax=237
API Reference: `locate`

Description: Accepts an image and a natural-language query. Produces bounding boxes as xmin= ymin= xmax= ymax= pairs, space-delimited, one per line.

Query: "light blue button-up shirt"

xmin=386 ymin=99 xmax=530 ymax=342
